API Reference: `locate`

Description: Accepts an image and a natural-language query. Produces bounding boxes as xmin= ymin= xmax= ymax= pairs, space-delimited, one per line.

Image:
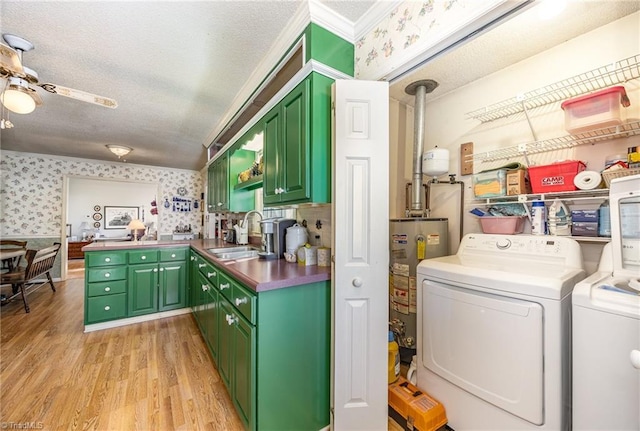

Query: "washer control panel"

xmin=463 ymin=234 xmax=578 ymax=260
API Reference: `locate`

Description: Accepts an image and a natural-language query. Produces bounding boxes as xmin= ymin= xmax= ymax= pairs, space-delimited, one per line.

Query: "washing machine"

xmin=573 ymin=174 xmax=640 ymax=430
xmin=416 ymin=234 xmax=585 ymax=430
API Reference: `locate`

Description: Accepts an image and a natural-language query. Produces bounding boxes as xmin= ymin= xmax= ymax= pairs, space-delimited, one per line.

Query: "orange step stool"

xmin=388 ymin=376 xmax=448 ymax=431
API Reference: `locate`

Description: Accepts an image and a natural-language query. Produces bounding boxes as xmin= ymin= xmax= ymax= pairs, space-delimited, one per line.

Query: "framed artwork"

xmin=93 ymin=205 xmax=101 ymax=212
xmin=93 ymin=222 xmax=101 ymax=229
xmin=104 ymin=206 xmax=139 ymax=229
xmin=93 ymin=213 xmax=102 ymax=221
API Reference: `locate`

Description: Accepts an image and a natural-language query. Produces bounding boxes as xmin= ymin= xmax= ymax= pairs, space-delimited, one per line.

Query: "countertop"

xmin=83 ymin=239 xmax=331 ymax=293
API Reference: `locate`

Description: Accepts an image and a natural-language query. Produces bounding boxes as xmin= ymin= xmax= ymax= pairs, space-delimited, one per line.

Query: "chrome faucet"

xmin=241 ymin=210 xmax=263 ymax=228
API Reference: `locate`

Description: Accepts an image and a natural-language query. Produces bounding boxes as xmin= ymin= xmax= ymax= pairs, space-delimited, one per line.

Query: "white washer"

xmin=417 ymin=234 xmax=585 ymax=431
xmin=573 ymin=174 xmax=640 ymax=430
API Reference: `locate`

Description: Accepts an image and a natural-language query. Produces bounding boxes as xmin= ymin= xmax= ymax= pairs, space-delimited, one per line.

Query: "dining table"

xmin=0 ymin=248 xmax=26 ymax=272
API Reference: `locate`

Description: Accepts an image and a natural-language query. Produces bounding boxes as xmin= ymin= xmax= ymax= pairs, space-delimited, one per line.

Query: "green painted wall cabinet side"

xmin=304 ymin=23 xmax=354 ymax=76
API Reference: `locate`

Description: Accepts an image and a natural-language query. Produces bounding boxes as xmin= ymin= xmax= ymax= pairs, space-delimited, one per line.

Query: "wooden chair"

xmin=0 ymin=240 xmax=27 ymax=270
xmin=0 ymin=243 xmax=61 ymax=313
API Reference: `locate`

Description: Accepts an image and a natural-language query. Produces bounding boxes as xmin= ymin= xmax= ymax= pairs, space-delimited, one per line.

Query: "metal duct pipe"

xmin=405 ymin=79 xmax=438 ymax=216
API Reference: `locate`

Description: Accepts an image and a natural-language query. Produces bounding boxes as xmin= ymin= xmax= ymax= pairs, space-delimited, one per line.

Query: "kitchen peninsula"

xmin=82 ymin=239 xmax=331 ymax=431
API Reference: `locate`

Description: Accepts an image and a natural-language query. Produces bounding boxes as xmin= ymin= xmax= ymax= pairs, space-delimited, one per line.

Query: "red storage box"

xmin=560 ymin=86 xmax=629 ymax=134
xmin=528 ymin=160 xmax=586 ymax=193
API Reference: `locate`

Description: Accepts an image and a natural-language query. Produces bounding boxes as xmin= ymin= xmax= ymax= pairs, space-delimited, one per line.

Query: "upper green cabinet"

xmin=263 ymin=73 xmax=332 ymax=206
xmin=208 ymin=152 xmax=229 ymax=212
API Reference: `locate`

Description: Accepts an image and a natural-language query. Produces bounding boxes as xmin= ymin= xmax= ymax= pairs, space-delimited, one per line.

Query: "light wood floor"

xmin=0 ymin=277 xmax=243 ymax=430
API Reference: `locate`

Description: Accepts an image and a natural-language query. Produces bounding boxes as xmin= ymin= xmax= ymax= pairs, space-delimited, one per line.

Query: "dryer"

xmin=416 ymin=234 xmax=585 ymax=430
xmin=572 ymin=174 xmax=640 ymax=430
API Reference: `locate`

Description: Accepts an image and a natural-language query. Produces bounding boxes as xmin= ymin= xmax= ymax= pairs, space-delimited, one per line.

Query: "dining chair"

xmin=0 ymin=243 xmax=61 ymax=313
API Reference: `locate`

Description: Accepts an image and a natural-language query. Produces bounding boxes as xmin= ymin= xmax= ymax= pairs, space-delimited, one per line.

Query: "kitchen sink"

xmin=207 ymin=245 xmax=261 ymax=260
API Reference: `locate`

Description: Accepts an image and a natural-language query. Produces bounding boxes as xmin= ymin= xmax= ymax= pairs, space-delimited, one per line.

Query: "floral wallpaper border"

xmin=0 ymin=151 xmax=204 ymax=238
xmin=355 ymin=0 xmax=509 ymax=80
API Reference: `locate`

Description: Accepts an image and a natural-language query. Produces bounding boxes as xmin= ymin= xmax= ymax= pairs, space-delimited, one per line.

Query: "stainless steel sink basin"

xmin=211 ymin=250 xmax=260 ymax=260
xmin=207 ymin=246 xmax=261 ymax=260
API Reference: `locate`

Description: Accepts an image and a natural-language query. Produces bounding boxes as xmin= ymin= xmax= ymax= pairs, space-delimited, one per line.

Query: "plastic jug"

xmin=407 ymin=355 xmax=418 ymax=385
xmin=548 ymin=199 xmax=570 ymax=236
xmin=286 ymin=223 xmax=308 ymax=254
xmin=388 ymin=331 xmax=400 ymax=384
xmin=598 ymin=200 xmax=611 ymax=237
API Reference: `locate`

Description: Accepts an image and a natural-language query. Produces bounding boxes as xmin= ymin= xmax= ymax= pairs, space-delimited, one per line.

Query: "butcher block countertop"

xmin=83 ymin=238 xmax=331 ymax=292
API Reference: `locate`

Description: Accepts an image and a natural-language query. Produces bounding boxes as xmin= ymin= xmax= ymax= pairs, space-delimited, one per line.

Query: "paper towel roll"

xmin=573 ymin=171 xmax=602 ymax=190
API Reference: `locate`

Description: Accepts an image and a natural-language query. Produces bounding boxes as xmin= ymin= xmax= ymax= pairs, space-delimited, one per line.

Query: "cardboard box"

xmin=571 ymin=209 xmax=598 ymax=222
xmin=572 ymin=222 xmax=599 ymax=237
xmin=506 ymin=169 xmax=530 ymax=195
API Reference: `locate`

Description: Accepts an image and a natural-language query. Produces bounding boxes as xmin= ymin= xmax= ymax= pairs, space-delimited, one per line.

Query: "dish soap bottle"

xmin=548 ymin=199 xmax=571 ymax=236
xmin=598 ymin=200 xmax=611 ymax=237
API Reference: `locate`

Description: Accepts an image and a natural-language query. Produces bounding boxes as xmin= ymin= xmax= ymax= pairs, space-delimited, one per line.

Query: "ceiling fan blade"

xmin=39 ymin=83 xmax=118 ymax=109
xmin=0 ymin=42 xmax=25 ymax=78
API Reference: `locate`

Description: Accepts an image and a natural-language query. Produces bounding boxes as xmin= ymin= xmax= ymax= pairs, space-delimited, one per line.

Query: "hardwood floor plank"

xmin=1 ymin=278 xmax=243 ymax=431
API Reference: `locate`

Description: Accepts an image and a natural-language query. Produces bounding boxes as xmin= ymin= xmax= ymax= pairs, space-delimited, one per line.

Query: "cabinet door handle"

xmin=104 ymin=272 xmax=110 ymax=278
xmin=159 ymin=268 xmax=164 ymax=272
xmin=190 ymin=256 xmax=195 ymax=261
xmin=207 ymin=271 xmax=216 ymax=278
xmin=171 ymin=253 xmax=176 ymax=258
xmin=226 ymin=314 xmax=237 ymax=325
xmin=104 ymin=287 xmax=111 ymax=292
xmin=105 ymin=257 xmax=111 ymax=263
xmin=220 ymin=283 xmax=230 ymax=290
xmin=235 ymin=297 xmax=248 ymax=306
xmin=202 ymin=284 xmax=208 ymax=291
xmin=217 ymin=202 xmax=223 ymax=206
xmin=198 ymin=263 xmax=206 ymax=268
xmin=104 ymin=305 xmax=111 ymax=311
xmin=153 ymin=268 xmax=158 ymax=272
xmin=141 ymin=255 xmax=146 ymax=260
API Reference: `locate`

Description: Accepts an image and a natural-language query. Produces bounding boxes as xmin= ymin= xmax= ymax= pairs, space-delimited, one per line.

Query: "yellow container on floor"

xmin=388 ymin=376 xmax=448 ymax=431
xmin=388 ymin=331 xmax=400 ymax=383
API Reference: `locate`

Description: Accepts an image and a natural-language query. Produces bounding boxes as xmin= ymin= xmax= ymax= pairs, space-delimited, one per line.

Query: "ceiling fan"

xmin=0 ymin=33 xmax=118 ymax=117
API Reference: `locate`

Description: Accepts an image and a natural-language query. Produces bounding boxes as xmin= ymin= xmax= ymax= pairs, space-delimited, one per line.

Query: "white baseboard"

xmin=84 ymin=308 xmax=192 ymax=333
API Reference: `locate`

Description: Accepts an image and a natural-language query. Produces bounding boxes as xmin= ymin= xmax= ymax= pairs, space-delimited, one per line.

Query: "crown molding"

xmin=308 ymin=0 xmax=355 ymax=43
xmin=354 ymin=0 xmax=403 ymax=41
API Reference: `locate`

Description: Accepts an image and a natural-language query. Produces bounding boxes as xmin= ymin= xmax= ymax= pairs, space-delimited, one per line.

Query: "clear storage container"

xmin=560 ymin=86 xmax=629 ymax=134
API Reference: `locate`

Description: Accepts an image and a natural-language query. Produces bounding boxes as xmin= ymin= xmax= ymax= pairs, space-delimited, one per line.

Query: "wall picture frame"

xmin=104 ymin=206 xmax=139 ymax=229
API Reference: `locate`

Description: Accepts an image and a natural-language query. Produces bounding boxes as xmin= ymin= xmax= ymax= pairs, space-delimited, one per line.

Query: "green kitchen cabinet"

xmin=159 ymin=248 xmax=187 ymax=311
xmin=263 ymin=73 xmax=332 ymax=206
xmin=198 ymin=265 xmax=328 ymax=431
xmin=84 ymin=250 xmax=129 ymax=325
xmin=127 ymin=248 xmax=186 ymax=316
xmin=208 ymin=152 xmax=229 ymax=212
xmin=128 ymin=263 xmax=158 ymax=316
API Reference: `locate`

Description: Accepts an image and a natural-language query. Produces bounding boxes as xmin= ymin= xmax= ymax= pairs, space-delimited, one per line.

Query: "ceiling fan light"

xmin=1 ymin=82 xmax=36 ymax=114
xmin=106 ymin=144 xmax=132 ymax=158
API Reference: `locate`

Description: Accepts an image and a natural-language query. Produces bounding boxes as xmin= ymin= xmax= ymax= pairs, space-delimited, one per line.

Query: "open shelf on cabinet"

xmin=465 ymin=54 xmax=640 ymax=123
xmin=234 ymin=175 xmax=263 ymax=191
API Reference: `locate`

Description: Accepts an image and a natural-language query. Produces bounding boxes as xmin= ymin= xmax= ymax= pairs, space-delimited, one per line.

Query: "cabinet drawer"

xmin=87 ymin=280 xmax=127 ymax=297
xmin=129 ymin=250 xmax=158 ymax=264
xmin=86 ymin=251 xmax=127 ymax=267
xmin=160 ymin=248 xmax=187 ymax=262
xmin=198 ymin=260 xmax=218 ymax=285
xmin=232 ymin=283 xmax=256 ymax=324
xmin=218 ymin=271 xmax=234 ymax=302
xmin=86 ymin=293 xmax=127 ymax=323
xmin=86 ymin=266 xmax=127 ymax=283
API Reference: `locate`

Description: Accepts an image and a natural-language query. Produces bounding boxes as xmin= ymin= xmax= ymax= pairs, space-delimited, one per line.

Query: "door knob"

xmin=352 ymin=277 xmax=363 ymax=287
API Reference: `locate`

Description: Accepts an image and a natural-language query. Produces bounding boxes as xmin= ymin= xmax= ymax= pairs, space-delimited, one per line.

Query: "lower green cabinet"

xmin=191 ymin=251 xmax=330 ymax=431
xmin=84 ymin=247 xmax=188 ymax=326
xmin=128 ymin=263 xmax=158 ymax=316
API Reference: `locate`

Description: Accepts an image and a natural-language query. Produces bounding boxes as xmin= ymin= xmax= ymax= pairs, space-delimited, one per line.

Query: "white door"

xmin=331 ymin=79 xmax=389 ymax=430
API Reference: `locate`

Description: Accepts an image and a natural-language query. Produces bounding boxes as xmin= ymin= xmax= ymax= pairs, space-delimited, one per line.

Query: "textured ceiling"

xmin=0 ymin=0 xmax=374 ymax=170
xmin=0 ymin=1 xmax=638 ymax=171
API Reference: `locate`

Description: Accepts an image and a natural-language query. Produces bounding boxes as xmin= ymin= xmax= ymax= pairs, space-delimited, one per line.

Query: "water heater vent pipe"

xmin=405 ymin=79 xmax=438 ymax=217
